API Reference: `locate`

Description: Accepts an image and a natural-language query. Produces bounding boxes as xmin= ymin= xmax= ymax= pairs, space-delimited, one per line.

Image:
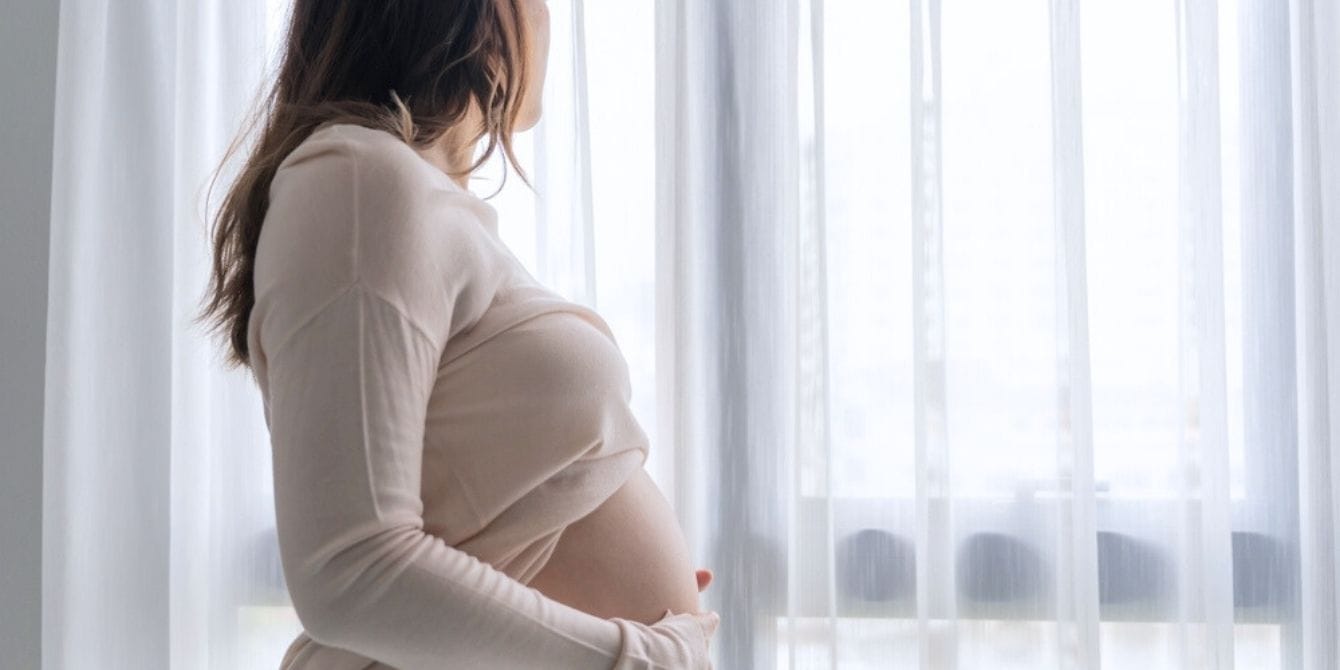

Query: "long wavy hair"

xmin=197 ymin=0 xmax=531 ymax=370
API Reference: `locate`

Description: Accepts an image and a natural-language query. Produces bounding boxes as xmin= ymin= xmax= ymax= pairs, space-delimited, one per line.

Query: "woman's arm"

xmin=252 ymin=127 xmax=716 ymax=669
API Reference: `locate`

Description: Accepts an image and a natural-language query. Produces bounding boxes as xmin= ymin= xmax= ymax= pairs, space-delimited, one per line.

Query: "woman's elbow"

xmin=285 ymin=565 xmax=361 ymax=647
xmin=279 ymin=521 xmax=426 ymax=648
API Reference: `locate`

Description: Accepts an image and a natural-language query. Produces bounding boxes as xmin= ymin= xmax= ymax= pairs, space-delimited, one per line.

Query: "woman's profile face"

xmin=516 ymin=0 xmax=550 ymax=131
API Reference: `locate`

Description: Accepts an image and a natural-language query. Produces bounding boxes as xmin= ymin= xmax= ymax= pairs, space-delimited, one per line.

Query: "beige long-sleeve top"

xmin=247 ymin=122 xmax=675 ymax=668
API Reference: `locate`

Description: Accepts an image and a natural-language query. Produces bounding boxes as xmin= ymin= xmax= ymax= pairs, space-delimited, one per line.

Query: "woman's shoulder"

xmin=276 ymin=122 xmax=453 ymax=202
xmin=257 ymin=122 xmax=510 ymax=347
xmin=268 ymin=122 xmax=495 ymax=244
xmin=297 ymin=121 xmax=416 ymax=164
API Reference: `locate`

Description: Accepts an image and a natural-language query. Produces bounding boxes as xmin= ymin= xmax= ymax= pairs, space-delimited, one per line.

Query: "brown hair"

xmin=197 ymin=0 xmax=531 ymax=370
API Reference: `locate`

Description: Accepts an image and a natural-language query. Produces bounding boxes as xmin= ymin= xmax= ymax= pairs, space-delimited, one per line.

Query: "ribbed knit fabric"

xmin=248 ymin=123 xmax=700 ymax=669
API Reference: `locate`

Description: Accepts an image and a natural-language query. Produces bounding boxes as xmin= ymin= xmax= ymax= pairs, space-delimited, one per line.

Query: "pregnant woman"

xmin=197 ymin=0 xmax=720 ymax=667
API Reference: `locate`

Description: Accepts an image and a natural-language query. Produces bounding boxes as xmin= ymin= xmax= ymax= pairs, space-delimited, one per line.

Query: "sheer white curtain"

xmin=42 ymin=0 xmax=1340 ymax=669
xmin=44 ymin=0 xmax=294 ymax=667
xmin=653 ymin=0 xmax=1340 ymax=668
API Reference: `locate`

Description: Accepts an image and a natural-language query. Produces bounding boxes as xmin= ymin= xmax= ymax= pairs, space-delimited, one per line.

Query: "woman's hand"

xmin=612 ymin=608 xmax=720 ymax=669
xmin=610 ymin=569 xmax=718 ymax=668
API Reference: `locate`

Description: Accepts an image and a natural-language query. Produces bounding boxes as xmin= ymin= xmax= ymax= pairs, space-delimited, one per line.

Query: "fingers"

xmin=699 ymin=611 xmax=720 ymax=637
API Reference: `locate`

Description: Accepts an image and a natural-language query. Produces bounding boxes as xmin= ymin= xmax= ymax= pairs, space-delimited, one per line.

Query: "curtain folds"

xmin=659 ymin=0 xmax=1340 ymax=668
xmin=44 ymin=1 xmax=283 ymax=666
xmin=41 ymin=0 xmax=1340 ymax=668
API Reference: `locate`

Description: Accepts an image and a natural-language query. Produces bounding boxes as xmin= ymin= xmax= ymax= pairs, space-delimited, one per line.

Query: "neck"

xmin=420 ymin=107 xmax=484 ymax=191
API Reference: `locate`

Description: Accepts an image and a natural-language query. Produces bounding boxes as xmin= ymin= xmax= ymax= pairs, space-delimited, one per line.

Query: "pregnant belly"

xmin=525 ymin=466 xmax=701 ymax=625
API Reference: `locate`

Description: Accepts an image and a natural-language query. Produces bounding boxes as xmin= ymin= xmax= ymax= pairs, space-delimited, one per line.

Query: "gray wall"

xmin=0 ymin=0 xmax=60 ymax=666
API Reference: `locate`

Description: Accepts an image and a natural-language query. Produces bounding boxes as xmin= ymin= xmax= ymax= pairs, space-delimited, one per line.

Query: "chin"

xmin=517 ymin=103 xmax=543 ymax=132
